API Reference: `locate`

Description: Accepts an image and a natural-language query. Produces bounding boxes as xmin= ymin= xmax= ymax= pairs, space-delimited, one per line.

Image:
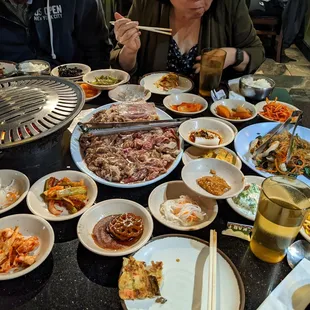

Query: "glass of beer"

xmin=250 ymin=176 xmax=310 ymax=263
xmin=199 ymin=48 xmax=227 ymax=97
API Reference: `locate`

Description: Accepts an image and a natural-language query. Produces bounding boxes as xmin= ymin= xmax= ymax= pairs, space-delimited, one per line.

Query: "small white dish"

xmin=148 ymin=181 xmax=218 ymax=231
xmin=122 ymin=235 xmax=245 ymax=310
xmin=108 ymin=84 xmax=151 ymax=102
xmin=51 ymin=63 xmax=91 ymax=81
xmin=226 ymin=175 xmax=265 ymax=221
xmin=27 ymin=170 xmax=98 ymax=221
xmin=182 ymin=146 xmax=242 ymax=170
xmin=256 ymin=100 xmax=299 ymax=122
xmin=0 ymin=61 xmax=17 ymax=77
xmin=83 ymin=69 xmax=130 ymax=90
xmin=300 ymin=227 xmax=310 ymax=243
xmin=178 ymin=117 xmax=235 ymax=150
xmin=77 ymin=199 xmax=153 ymax=256
xmin=0 ymin=214 xmax=54 ymax=281
xmin=76 ymin=82 xmax=101 ymax=102
xmin=163 ymin=93 xmax=208 ymax=115
xmin=18 ymin=59 xmax=51 ymax=75
xmin=181 ymin=158 xmax=245 ymax=199
xmin=210 ymin=99 xmax=257 ymax=123
xmin=0 ymin=170 xmax=30 ymax=215
xmin=139 ymin=71 xmax=194 ymax=95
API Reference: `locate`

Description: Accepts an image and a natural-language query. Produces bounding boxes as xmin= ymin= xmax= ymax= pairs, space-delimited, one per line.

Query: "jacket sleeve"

xmin=110 ymin=0 xmax=142 ymax=73
xmin=75 ymin=0 xmax=112 ymax=70
xmin=232 ymin=0 xmax=265 ymax=73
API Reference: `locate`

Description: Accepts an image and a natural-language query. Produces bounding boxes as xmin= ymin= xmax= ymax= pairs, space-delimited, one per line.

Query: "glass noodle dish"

xmin=250 ymin=130 xmax=310 ymax=178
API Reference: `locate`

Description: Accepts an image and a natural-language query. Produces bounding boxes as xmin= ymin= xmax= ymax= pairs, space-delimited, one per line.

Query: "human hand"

xmin=114 ymin=12 xmax=141 ymax=53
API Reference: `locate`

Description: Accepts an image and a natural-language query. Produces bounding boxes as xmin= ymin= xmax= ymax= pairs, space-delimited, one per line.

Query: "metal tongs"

xmin=78 ymin=118 xmax=189 ymax=136
xmin=252 ymin=110 xmax=303 ymax=161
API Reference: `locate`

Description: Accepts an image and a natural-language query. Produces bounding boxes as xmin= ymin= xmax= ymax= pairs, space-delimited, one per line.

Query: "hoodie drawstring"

xmin=47 ymin=0 xmax=56 ymax=60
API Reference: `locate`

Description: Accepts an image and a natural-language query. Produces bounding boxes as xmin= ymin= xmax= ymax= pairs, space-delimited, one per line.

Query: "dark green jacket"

xmin=111 ymin=0 xmax=265 ymax=78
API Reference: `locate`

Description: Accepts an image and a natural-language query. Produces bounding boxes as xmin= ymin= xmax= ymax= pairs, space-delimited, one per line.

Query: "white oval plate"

xmin=76 ymin=82 xmax=102 ymax=102
xmin=210 ymin=99 xmax=257 ymax=123
xmin=70 ymin=103 xmax=184 ymax=188
xmin=139 ymin=71 xmax=194 ymax=95
xmin=256 ymin=100 xmax=299 ymax=122
xmin=27 ymin=170 xmax=98 ymax=221
xmin=0 ymin=170 xmax=30 ymax=215
xmin=300 ymin=227 xmax=310 ymax=243
xmin=163 ymin=93 xmax=208 ymax=115
xmin=179 ymin=117 xmax=235 ymax=150
xmin=77 ymin=199 xmax=153 ymax=256
xmin=182 ymin=146 xmax=242 ymax=170
xmin=226 ymin=175 xmax=265 ymax=221
xmin=148 ymin=181 xmax=218 ymax=231
xmin=51 ymin=63 xmax=91 ymax=81
xmin=234 ymin=122 xmax=310 ymax=186
xmin=122 ymin=235 xmax=245 ymax=310
xmin=181 ymin=158 xmax=245 ymax=200
xmin=0 ymin=214 xmax=54 ymax=280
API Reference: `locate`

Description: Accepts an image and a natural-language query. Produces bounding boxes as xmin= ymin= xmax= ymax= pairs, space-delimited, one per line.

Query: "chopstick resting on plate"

xmin=110 ymin=21 xmax=172 ymax=36
xmin=208 ymin=230 xmax=217 ymax=310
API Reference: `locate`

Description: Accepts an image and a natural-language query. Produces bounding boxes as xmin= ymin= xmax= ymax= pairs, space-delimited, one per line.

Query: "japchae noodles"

xmin=250 ymin=130 xmax=310 ymax=177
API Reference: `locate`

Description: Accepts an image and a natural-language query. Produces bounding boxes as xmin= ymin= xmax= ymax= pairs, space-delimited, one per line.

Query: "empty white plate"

xmin=122 ymin=234 xmax=245 ymax=310
xmin=148 ymin=181 xmax=218 ymax=231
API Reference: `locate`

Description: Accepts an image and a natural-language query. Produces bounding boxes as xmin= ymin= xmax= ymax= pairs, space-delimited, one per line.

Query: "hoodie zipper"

xmin=0 ymin=14 xmax=36 ymax=56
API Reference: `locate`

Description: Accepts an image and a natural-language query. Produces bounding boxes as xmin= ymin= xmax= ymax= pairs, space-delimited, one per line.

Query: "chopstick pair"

xmin=208 ymin=230 xmax=217 ymax=310
xmin=110 ymin=21 xmax=172 ymax=36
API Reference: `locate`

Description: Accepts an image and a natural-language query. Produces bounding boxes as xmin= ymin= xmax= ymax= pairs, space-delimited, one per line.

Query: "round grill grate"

xmin=0 ymin=75 xmax=85 ymax=149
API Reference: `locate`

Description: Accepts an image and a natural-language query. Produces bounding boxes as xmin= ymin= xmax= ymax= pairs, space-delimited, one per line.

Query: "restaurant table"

xmin=0 ymin=89 xmax=309 ymax=310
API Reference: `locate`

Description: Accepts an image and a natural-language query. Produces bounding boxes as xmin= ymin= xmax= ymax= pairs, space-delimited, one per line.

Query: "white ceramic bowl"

xmin=256 ymin=100 xmax=299 ymax=122
xmin=27 ymin=170 xmax=98 ymax=221
xmin=83 ymin=69 xmax=130 ymax=90
xmin=0 ymin=214 xmax=54 ymax=280
xmin=208 ymin=117 xmax=238 ymax=136
xmin=77 ymin=199 xmax=153 ymax=256
xmin=179 ymin=117 xmax=235 ymax=149
xmin=182 ymin=146 xmax=242 ymax=170
xmin=163 ymin=93 xmax=208 ymax=115
xmin=51 ymin=63 xmax=91 ymax=81
xmin=181 ymin=158 xmax=245 ymax=199
xmin=0 ymin=170 xmax=30 ymax=215
xmin=148 ymin=181 xmax=218 ymax=231
xmin=18 ymin=59 xmax=51 ymax=76
xmin=226 ymin=175 xmax=265 ymax=221
xmin=76 ymin=82 xmax=101 ymax=102
xmin=108 ymin=84 xmax=151 ymax=102
xmin=210 ymin=99 xmax=257 ymax=123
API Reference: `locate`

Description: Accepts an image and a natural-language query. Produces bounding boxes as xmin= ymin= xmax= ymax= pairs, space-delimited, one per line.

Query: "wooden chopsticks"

xmin=110 ymin=21 xmax=172 ymax=36
xmin=208 ymin=230 xmax=217 ymax=310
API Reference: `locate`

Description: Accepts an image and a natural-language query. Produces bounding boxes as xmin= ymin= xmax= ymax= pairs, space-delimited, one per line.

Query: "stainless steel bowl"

xmin=239 ymin=75 xmax=275 ymax=101
xmin=17 ymin=59 xmax=51 ymax=76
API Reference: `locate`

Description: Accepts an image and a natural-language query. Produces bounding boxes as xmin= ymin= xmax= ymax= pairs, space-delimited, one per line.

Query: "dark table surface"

xmin=0 ymin=89 xmax=309 ymax=310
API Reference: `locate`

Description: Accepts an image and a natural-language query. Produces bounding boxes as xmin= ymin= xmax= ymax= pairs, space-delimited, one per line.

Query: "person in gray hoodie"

xmin=0 ymin=0 xmax=111 ymax=69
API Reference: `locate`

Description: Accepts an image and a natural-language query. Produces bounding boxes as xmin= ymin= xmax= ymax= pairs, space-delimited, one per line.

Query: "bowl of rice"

xmin=239 ymin=75 xmax=275 ymax=101
xmin=18 ymin=60 xmax=51 ymax=76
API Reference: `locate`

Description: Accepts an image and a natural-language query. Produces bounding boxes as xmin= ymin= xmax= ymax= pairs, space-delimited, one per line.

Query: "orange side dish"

xmin=171 ymin=102 xmax=203 ymax=112
xmin=80 ymin=83 xmax=99 ymax=98
xmin=216 ymin=105 xmax=253 ymax=120
xmin=260 ymin=98 xmax=293 ymax=122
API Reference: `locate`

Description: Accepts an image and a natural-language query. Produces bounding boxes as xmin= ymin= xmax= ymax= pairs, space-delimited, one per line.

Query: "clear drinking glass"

xmin=199 ymin=48 xmax=227 ymax=97
xmin=250 ymin=176 xmax=310 ymax=263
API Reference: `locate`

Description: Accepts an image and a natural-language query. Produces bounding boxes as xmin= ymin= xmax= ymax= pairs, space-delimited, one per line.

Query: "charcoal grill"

xmin=0 ymin=76 xmax=85 ymax=150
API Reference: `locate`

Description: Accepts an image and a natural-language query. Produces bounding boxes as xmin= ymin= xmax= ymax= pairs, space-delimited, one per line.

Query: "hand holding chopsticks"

xmin=110 ymin=21 xmax=172 ymax=36
xmin=208 ymin=230 xmax=217 ymax=310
